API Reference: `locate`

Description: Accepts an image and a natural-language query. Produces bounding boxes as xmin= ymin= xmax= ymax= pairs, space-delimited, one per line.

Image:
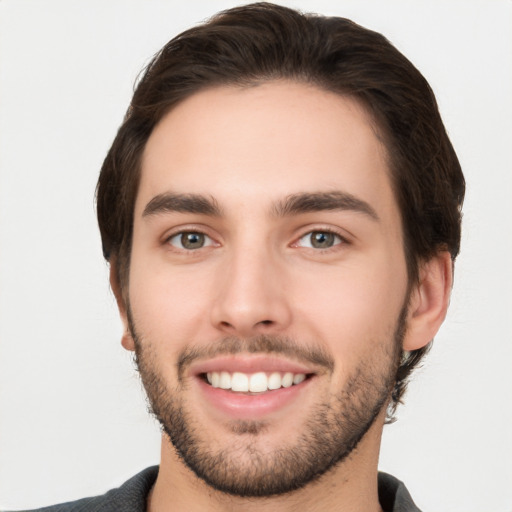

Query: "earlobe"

xmin=403 ymin=251 xmax=453 ymax=351
xmin=109 ymin=261 xmax=135 ymax=352
xmin=120 ymin=328 xmax=136 ymax=352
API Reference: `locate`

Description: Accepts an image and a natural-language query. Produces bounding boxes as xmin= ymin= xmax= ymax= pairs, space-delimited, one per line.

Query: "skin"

xmin=112 ymin=82 xmax=452 ymax=512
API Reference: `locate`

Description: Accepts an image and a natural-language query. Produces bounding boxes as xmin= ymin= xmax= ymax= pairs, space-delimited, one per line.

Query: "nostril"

xmin=214 ymin=317 xmax=281 ymax=336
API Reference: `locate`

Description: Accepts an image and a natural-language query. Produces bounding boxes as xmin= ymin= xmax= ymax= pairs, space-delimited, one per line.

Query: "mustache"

xmin=176 ymin=335 xmax=335 ymax=381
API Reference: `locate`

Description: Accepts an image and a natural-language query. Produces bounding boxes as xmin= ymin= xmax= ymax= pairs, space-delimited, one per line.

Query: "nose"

xmin=210 ymin=246 xmax=292 ymax=338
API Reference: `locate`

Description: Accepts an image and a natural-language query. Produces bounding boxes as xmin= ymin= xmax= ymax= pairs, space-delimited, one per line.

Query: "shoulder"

xmin=378 ymin=472 xmax=422 ymax=512
xmin=8 ymin=466 xmax=159 ymax=512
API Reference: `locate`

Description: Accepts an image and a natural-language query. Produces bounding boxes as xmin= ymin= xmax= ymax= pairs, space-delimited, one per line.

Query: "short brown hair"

xmin=96 ymin=2 xmax=465 ymax=414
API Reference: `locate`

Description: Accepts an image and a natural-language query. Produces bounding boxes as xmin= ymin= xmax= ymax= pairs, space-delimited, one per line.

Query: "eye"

xmin=167 ymin=231 xmax=215 ymax=250
xmin=296 ymin=230 xmax=343 ymax=249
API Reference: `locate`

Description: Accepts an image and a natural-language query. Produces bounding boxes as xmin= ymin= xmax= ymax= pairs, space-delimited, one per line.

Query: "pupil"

xmin=182 ymin=232 xmax=204 ymax=249
xmin=311 ymin=231 xmax=334 ymax=248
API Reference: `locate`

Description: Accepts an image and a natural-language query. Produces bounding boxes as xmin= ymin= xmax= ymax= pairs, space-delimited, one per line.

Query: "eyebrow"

xmin=142 ymin=192 xmax=222 ymax=218
xmin=272 ymin=191 xmax=379 ymax=221
xmin=142 ymin=190 xmax=379 ymax=222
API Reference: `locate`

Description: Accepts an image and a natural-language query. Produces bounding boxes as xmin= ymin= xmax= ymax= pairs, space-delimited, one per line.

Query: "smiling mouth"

xmin=203 ymin=371 xmax=313 ymax=393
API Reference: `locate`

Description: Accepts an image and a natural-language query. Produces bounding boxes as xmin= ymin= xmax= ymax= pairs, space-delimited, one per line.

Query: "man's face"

xmin=125 ymin=82 xmax=410 ymax=496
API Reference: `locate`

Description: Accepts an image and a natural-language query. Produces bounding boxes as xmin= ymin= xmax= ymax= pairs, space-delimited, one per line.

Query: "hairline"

xmin=111 ymin=79 xmax=415 ymax=296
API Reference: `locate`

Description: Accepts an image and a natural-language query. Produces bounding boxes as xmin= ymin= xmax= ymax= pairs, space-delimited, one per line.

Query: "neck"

xmin=148 ymin=414 xmax=386 ymax=512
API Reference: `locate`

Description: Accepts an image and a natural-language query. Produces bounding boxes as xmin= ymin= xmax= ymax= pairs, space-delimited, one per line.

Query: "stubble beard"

xmin=129 ymin=309 xmax=405 ymax=498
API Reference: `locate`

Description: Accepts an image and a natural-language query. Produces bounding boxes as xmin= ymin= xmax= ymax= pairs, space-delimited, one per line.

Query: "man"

xmin=17 ymin=2 xmax=464 ymax=511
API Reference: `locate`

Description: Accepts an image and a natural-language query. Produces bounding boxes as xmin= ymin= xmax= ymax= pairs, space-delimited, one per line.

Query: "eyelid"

xmin=168 ymin=232 xmax=215 ymax=250
xmin=162 ymin=225 xmax=220 ymax=249
xmin=161 ymin=224 xmax=351 ymax=251
xmin=291 ymin=226 xmax=351 ymax=249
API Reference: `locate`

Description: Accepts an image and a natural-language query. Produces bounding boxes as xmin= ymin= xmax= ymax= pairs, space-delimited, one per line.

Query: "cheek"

xmin=127 ymin=256 xmax=214 ymax=345
xmin=290 ymin=256 xmax=407 ymax=358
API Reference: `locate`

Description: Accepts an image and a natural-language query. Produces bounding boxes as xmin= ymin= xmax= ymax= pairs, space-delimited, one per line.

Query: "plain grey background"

xmin=1 ymin=1 xmax=511 ymax=510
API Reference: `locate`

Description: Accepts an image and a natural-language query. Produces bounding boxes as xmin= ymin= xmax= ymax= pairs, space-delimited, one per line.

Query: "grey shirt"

xmin=11 ymin=466 xmax=421 ymax=512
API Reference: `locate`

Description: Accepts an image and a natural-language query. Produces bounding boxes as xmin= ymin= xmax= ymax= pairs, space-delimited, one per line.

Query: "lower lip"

xmin=196 ymin=376 xmax=313 ymax=420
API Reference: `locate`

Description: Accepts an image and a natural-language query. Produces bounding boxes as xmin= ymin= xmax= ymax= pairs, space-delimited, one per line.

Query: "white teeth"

xmin=206 ymin=371 xmax=307 ymax=392
xmin=267 ymin=372 xmax=282 ymax=390
xmin=281 ymin=372 xmax=294 ymax=388
xmin=249 ymin=372 xmax=268 ymax=392
xmin=231 ymin=372 xmax=249 ymax=392
xmin=293 ymin=373 xmax=306 ymax=385
xmin=219 ymin=371 xmax=231 ymax=390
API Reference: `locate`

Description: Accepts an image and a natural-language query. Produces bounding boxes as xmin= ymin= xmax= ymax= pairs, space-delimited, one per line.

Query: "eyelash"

xmin=165 ymin=230 xmax=217 ymax=251
xmin=293 ymin=228 xmax=348 ymax=252
xmin=164 ymin=227 xmax=349 ymax=253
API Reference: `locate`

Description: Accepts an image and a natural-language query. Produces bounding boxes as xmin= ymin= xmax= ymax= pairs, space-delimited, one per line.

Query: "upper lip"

xmin=188 ymin=354 xmax=318 ymax=377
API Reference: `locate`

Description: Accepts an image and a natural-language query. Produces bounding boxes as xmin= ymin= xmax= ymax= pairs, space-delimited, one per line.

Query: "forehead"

xmin=137 ymin=81 xmax=396 ymax=220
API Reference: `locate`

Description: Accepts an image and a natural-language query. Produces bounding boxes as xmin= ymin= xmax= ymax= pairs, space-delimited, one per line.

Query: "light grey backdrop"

xmin=1 ymin=1 xmax=511 ymax=510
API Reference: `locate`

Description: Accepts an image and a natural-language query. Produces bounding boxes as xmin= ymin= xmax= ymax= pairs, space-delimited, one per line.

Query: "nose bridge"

xmin=211 ymin=234 xmax=291 ymax=336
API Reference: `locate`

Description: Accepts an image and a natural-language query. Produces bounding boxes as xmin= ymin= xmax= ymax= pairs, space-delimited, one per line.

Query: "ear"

xmin=403 ymin=251 xmax=453 ymax=351
xmin=109 ymin=260 xmax=135 ymax=352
